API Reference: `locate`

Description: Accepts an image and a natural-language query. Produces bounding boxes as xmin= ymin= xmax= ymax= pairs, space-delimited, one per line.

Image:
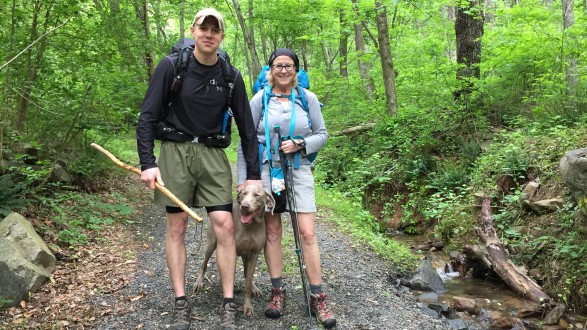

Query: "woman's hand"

xmin=279 ymin=138 xmax=304 ymax=154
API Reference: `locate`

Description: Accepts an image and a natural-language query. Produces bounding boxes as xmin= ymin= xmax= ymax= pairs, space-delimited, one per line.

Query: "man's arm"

xmin=136 ymin=57 xmax=174 ymax=171
xmin=231 ymin=70 xmax=261 ymax=180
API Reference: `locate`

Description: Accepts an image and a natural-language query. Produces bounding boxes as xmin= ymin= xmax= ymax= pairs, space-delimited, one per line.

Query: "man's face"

xmin=190 ymin=17 xmax=224 ymax=55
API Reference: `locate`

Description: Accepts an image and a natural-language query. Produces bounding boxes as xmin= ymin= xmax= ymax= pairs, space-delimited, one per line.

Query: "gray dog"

xmin=194 ymin=184 xmax=275 ymax=316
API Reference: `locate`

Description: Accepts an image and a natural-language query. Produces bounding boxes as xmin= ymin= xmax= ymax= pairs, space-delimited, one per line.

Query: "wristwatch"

xmin=297 ymin=139 xmax=306 ymax=148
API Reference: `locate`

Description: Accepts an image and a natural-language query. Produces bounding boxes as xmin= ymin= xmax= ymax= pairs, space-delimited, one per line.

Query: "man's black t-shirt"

xmin=136 ymin=52 xmax=260 ymax=180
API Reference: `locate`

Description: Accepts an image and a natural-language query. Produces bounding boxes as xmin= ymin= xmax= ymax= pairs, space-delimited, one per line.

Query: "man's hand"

xmin=141 ymin=167 xmax=164 ymax=190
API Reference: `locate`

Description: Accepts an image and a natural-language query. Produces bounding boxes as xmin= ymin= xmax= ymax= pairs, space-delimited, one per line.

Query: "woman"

xmin=237 ymin=48 xmax=335 ymax=328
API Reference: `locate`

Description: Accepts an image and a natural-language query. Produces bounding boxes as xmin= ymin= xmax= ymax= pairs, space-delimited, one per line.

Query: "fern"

xmin=0 ymin=173 xmax=28 ymax=217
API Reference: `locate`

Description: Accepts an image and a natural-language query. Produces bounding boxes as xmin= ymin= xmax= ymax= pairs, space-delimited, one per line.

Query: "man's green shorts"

xmin=154 ymin=141 xmax=232 ymax=208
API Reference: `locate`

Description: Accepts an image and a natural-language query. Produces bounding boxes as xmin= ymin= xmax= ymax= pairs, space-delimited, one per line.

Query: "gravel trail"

xmin=92 ymin=199 xmax=450 ymax=330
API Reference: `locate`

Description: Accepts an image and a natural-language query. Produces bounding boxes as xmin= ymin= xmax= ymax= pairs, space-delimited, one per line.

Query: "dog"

xmin=194 ymin=184 xmax=275 ymax=316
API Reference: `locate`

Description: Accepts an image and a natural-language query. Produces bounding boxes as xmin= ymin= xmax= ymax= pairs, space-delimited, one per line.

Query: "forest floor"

xmin=0 ymin=174 xmax=451 ymax=330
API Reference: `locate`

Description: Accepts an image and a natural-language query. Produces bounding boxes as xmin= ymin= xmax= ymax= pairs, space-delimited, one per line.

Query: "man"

xmin=136 ymin=8 xmax=261 ymax=330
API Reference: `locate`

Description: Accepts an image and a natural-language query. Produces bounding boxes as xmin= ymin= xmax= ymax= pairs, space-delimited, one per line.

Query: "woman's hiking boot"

xmin=220 ymin=302 xmax=238 ymax=330
xmin=265 ymin=287 xmax=286 ymax=318
xmin=310 ymin=292 xmax=336 ymax=328
xmin=169 ymin=299 xmax=191 ymax=330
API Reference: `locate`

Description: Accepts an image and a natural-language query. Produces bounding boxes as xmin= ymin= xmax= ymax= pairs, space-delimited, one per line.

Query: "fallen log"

xmin=334 ymin=122 xmax=375 ymax=136
xmin=471 ymin=196 xmax=552 ymax=303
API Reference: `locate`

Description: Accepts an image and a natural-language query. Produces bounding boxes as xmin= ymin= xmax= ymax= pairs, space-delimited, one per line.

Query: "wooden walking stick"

xmin=90 ymin=143 xmax=203 ymax=223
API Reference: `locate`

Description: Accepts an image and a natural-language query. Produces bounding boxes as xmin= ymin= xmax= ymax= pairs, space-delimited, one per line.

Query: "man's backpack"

xmin=156 ymin=38 xmax=234 ymax=147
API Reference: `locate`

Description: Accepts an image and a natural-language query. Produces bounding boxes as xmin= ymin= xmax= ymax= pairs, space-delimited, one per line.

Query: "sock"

xmin=310 ymin=284 xmax=323 ymax=295
xmin=222 ymin=297 xmax=234 ymax=307
xmin=271 ymin=277 xmax=283 ymax=289
xmin=175 ymin=296 xmax=187 ymax=302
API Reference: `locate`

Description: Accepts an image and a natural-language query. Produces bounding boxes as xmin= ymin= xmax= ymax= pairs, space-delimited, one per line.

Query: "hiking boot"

xmin=169 ymin=299 xmax=191 ymax=330
xmin=265 ymin=287 xmax=286 ymax=319
xmin=220 ymin=302 xmax=238 ymax=330
xmin=310 ymin=292 xmax=336 ymax=328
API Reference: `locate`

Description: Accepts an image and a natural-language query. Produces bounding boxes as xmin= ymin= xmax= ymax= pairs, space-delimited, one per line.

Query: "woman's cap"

xmin=193 ymin=8 xmax=225 ymax=31
xmin=268 ymin=48 xmax=299 ymax=69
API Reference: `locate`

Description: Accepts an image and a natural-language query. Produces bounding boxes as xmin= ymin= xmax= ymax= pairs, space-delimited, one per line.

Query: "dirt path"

xmin=91 ymin=198 xmax=450 ymax=330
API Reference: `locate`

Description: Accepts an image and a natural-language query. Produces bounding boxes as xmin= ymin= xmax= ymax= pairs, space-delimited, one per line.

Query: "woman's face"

xmin=271 ymin=55 xmax=296 ymax=89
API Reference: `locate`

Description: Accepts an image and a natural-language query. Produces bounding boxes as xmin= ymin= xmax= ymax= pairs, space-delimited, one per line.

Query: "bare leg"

xmin=297 ymin=212 xmax=321 ymax=285
xmin=165 ymin=212 xmax=189 ymax=297
xmin=264 ymin=212 xmax=283 ymax=279
xmin=208 ymin=210 xmax=236 ymax=298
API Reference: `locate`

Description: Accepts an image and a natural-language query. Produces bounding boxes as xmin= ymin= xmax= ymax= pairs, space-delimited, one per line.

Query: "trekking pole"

xmin=275 ymin=128 xmax=316 ymax=330
xmin=90 ymin=143 xmax=203 ymax=223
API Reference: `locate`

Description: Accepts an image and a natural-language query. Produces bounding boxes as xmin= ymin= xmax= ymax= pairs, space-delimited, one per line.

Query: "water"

xmin=391 ymin=234 xmax=543 ymax=318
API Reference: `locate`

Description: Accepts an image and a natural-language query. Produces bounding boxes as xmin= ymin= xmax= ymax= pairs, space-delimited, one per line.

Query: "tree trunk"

xmin=374 ymin=1 xmax=398 ymax=116
xmin=16 ymin=0 xmax=50 ymax=132
xmin=470 ymin=197 xmax=553 ymax=303
xmin=320 ymin=24 xmax=332 ymax=73
xmin=137 ymin=0 xmax=153 ymax=81
xmin=562 ymin=0 xmax=578 ymax=99
xmin=179 ymin=0 xmax=185 ymax=40
xmin=232 ymin=0 xmax=261 ymax=77
xmin=339 ymin=9 xmax=349 ymax=78
xmin=454 ymin=0 xmax=484 ymax=99
xmin=352 ymin=0 xmax=375 ymax=100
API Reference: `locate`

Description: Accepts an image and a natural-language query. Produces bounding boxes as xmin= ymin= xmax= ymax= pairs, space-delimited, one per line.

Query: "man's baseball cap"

xmin=192 ymin=8 xmax=225 ymax=31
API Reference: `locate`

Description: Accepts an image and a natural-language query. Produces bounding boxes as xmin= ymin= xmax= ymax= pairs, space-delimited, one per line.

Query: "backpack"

xmin=156 ymin=38 xmax=233 ymax=146
xmin=252 ymin=65 xmax=318 ymax=165
xmin=253 ymin=65 xmax=310 ymax=94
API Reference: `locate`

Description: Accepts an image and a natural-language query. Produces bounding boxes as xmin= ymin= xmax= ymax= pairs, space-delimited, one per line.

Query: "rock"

xmin=50 ymin=162 xmax=73 ymax=185
xmin=402 ymin=257 xmax=448 ymax=293
xmin=0 ymin=212 xmax=56 ymax=305
xmin=520 ymin=181 xmax=540 ymax=205
xmin=528 ymin=198 xmax=564 ymax=213
xmin=544 ymin=303 xmax=566 ymax=325
xmin=453 ymin=296 xmax=479 ymax=314
xmin=444 ymin=318 xmax=468 ymax=330
xmin=560 ymin=148 xmax=587 ymax=223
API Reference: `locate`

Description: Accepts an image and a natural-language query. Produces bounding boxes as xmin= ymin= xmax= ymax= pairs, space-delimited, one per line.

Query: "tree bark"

xmin=339 ymin=9 xmax=349 ymax=78
xmin=562 ymin=0 xmax=578 ymax=99
xmin=454 ymin=0 xmax=484 ymax=99
xmin=472 ymin=197 xmax=552 ymax=303
xmin=179 ymin=0 xmax=185 ymax=40
xmin=136 ymin=0 xmax=153 ymax=81
xmin=374 ymin=1 xmax=398 ymax=116
xmin=232 ymin=0 xmax=261 ymax=77
xmin=352 ymin=0 xmax=375 ymax=100
xmin=16 ymin=0 xmax=51 ymax=132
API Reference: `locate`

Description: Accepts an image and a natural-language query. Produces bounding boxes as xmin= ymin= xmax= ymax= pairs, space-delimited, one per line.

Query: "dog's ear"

xmin=265 ymin=191 xmax=276 ymax=215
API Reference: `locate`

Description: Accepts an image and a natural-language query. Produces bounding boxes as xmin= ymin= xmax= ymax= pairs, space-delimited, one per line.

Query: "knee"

xmin=167 ymin=221 xmax=187 ymax=240
xmin=300 ymin=228 xmax=316 ymax=245
xmin=266 ymin=226 xmax=282 ymax=244
xmin=212 ymin=213 xmax=234 ymax=240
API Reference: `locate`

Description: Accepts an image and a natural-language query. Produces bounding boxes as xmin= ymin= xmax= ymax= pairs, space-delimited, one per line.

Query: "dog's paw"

xmin=243 ymin=304 xmax=254 ymax=317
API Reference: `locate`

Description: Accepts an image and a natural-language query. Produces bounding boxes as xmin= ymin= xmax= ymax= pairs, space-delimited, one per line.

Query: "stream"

xmin=390 ymin=233 xmax=578 ymax=329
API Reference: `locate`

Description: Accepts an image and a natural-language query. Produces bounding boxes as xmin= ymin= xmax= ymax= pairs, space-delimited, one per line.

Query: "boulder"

xmin=0 ymin=212 xmax=56 ymax=305
xmin=560 ymin=148 xmax=587 ymax=230
xmin=401 ymin=257 xmax=448 ymax=293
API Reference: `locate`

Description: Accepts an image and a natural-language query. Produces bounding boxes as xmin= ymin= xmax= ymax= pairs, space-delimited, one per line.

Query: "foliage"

xmin=0 ymin=174 xmax=29 ymax=217
xmin=314 ymin=182 xmax=418 ymax=274
xmin=35 ymin=190 xmax=135 ymax=249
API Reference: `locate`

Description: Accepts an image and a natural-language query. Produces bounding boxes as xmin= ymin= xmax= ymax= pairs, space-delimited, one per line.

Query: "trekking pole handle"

xmin=90 ymin=143 xmax=203 ymax=223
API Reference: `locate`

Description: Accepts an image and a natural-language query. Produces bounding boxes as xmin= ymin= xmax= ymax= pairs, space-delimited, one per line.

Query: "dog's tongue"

xmin=240 ymin=213 xmax=254 ymax=225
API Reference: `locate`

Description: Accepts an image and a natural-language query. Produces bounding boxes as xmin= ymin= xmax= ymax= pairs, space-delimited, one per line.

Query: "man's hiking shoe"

xmin=169 ymin=299 xmax=191 ymax=330
xmin=265 ymin=287 xmax=286 ymax=319
xmin=310 ymin=292 xmax=336 ymax=328
xmin=220 ymin=302 xmax=238 ymax=330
